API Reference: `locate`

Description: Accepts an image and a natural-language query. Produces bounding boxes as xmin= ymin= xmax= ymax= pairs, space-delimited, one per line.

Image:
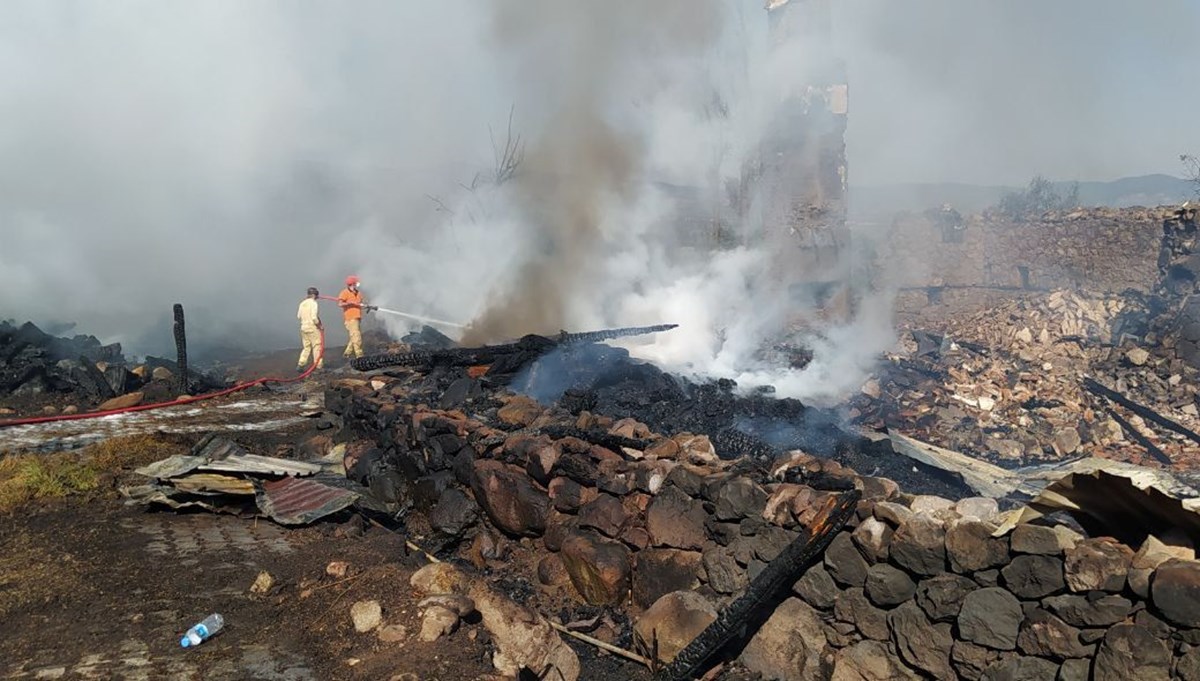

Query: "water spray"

xmin=317 ymin=295 xmax=465 ymax=329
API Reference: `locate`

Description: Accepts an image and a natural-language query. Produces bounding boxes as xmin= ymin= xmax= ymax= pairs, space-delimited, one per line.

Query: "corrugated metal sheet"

xmin=135 ymin=455 xmax=205 ymax=480
xmin=256 ymin=476 xmax=359 ymax=525
xmin=198 ymin=453 xmax=321 ymax=477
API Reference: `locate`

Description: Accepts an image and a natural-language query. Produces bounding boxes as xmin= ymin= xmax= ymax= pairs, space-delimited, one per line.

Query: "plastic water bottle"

xmin=180 ymin=613 xmax=225 ymax=648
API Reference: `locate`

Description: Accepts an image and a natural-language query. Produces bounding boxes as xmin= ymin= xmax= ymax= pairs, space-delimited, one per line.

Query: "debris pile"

xmin=325 ymin=359 xmax=1200 ymax=681
xmin=0 ymin=320 xmax=224 ymax=416
xmin=123 ymin=434 xmax=362 ymax=524
xmin=851 ymin=287 xmax=1200 ymax=468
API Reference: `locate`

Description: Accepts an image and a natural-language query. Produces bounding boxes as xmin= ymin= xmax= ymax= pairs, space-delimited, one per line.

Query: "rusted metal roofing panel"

xmin=198 ymin=453 xmax=321 ymax=477
xmin=255 ymin=476 xmax=359 ymax=525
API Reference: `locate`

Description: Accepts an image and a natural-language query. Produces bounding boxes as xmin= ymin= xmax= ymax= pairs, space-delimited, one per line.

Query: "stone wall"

xmin=326 ymin=378 xmax=1200 ymax=681
xmin=882 ymin=207 xmax=1172 ymax=297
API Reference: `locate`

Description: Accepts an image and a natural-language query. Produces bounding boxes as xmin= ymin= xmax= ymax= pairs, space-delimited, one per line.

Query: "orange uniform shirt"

xmin=338 ymin=288 xmax=364 ymax=321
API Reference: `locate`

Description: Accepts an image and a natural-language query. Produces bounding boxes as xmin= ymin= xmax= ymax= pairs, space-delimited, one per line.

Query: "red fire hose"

xmin=0 ymin=329 xmax=327 ymax=429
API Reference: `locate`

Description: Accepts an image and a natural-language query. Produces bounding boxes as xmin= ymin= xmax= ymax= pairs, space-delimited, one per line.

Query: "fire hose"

xmin=0 ymin=329 xmax=326 ymax=429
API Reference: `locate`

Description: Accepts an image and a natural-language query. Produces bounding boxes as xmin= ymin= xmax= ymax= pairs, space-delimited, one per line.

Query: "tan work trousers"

xmin=344 ymin=319 xmax=364 ymax=359
xmin=298 ymin=326 xmax=324 ymax=368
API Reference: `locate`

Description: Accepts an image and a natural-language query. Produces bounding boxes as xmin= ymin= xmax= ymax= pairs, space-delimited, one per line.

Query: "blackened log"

xmin=652 ymin=489 xmax=860 ymax=681
xmin=540 ymin=425 xmax=648 ymax=453
xmin=173 ymin=303 xmax=188 ymax=395
xmin=1102 ymin=403 xmax=1172 ymax=465
xmin=1083 ymin=377 xmax=1200 ymax=447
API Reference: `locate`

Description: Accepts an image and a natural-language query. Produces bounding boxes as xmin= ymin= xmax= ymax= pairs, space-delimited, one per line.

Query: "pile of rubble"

xmin=851 ymin=288 xmax=1200 ymax=468
xmin=0 ymin=320 xmax=223 ymax=417
xmin=318 ymin=355 xmax=1200 ymax=681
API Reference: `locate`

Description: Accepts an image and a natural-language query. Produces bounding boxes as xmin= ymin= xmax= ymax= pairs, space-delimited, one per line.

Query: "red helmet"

xmin=345 ymin=275 xmax=359 ymax=287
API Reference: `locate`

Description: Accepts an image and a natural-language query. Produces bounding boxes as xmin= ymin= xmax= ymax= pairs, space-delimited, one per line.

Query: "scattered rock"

xmin=911 ymin=495 xmax=955 ymax=516
xmin=825 ymin=532 xmax=870 ymax=587
xmin=1126 ymin=347 xmax=1151 ymax=366
xmin=1016 ymin=609 xmax=1089 ymax=660
xmin=326 ymin=561 xmax=350 ymax=579
xmin=633 ymin=591 xmax=717 ymax=664
xmin=96 ymin=391 xmax=144 ymax=411
xmin=378 ymin=624 xmax=408 ymax=643
xmin=865 ymin=563 xmax=917 ymax=608
xmin=560 ymin=531 xmax=632 ymax=606
xmin=418 ymin=605 xmax=460 ymax=642
xmin=1128 ymin=535 xmax=1195 ymax=598
xmin=1093 ymin=623 xmax=1171 ymax=681
xmin=469 ymin=582 xmax=580 ymax=681
xmin=497 ymin=395 xmax=544 ymax=427
xmin=916 ymin=573 xmax=977 ymax=622
xmin=891 ymin=516 xmax=948 ymax=576
xmin=888 ymin=601 xmax=956 ymax=680
xmin=537 ymin=554 xmax=571 ymax=587
xmin=958 ymin=588 xmax=1022 ymax=650
xmin=151 ymin=366 xmax=174 ymax=381
xmin=740 ymin=597 xmax=830 ymax=681
xmin=946 ymin=521 xmax=1010 ymax=573
xmin=250 ymin=571 xmax=274 ymax=595
xmin=1064 ymin=538 xmax=1132 ymax=593
xmin=645 ymin=486 xmax=707 ymax=550
xmin=350 ymin=600 xmax=383 ymax=633
xmin=1001 ymin=555 xmax=1066 ymax=599
xmin=410 ymin=562 xmax=469 ymax=596
xmin=874 ymin=501 xmax=914 ymax=527
xmin=1150 ymin=559 xmax=1200 ymax=627
xmin=632 ymin=548 xmax=701 ymax=609
xmin=1052 ymin=428 xmax=1082 ymax=456
xmin=1177 ymin=648 xmax=1200 ymax=681
xmin=549 ymin=477 xmax=586 ymax=513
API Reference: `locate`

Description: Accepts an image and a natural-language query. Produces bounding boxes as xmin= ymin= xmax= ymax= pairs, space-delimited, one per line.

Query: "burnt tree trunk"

xmin=173 ymin=303 xmax=188 ymax=395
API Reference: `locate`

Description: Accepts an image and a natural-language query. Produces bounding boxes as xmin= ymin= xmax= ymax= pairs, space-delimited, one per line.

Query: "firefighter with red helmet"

xmin=337 ymin=275 xmax=372 ymax=359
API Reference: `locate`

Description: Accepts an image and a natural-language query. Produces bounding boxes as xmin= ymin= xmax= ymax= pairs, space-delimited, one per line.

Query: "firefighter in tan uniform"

xmin=337 ymin=275 xmax=370 ymax=359
xmin=296 ymin=287 xmax=324 ymax=372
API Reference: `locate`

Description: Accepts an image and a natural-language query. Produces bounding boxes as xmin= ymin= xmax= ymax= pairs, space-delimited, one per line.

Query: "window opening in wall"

xmin=1018 ymin=266 xmax=1032 ymax=289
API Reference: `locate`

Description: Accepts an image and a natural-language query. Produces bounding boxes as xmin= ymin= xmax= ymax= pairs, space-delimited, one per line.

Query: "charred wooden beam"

xmin=652 ymin=489 xmax=860 ymax=681
xmin=172 ymin=303 xmax=188 ymax=395
xmin=1100 ymin=402 xmax=1173 ymax=466
xmin=539 ymin=425 xmax=648 ymax=453
xmin=350 ymin=324 xmax=678 ymax=373
xmin=1083 ymin=376 xmax=1200 ymax=448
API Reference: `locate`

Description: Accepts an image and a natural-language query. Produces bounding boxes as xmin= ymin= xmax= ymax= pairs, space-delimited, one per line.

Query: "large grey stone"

xmin=865 ymin=563 xmax=916 ymax=608
xmin=1001 ymin=554 xmax=1066 ymax=599
xmin=793 ymin=563 xmax=838 ymax=610
xmin=835 ymin=588 xmax=889 ymax=641
xmin=645 ymin=486 xmax=707 ymax=550
xmin=740 ymin=597 xmax=830 ymax=681
xmin=888 ymin=601 xmax=956 ymax=680
xmin=852 ymin=516 xmax=893 ymax=563
xmin=703 ymin=546 xmax=748 ymax=595
xmin=825 ymin=532 xmax=870 ymax=587
xmin=1150 ymin=559 xmax=1200 ymax=627
xmin=980 ymin=656 xmax=1062 ymax=681
xmin=891 ymin=516 xmax=947 ymax=576
xmin=1043 ymin=594 xmax=1133 ymax=628
xmin=950 ymin=641 xmax=1000 ymax=681
xmin=633 ymin=591 xmax=717 ymax=664
xmin=830 ymin=640 xmax=919 ymax=681
xmin=713 ymin=477 xmax=768 ymax=521
xmin=916 ymin=573 xmax=977 ymax=622
xmin=1065 ymin=538 xmax=1133 ymax=593
xmin=1016 ymin=609 xmax=1090 ymax=660
xmin=959 ymin=587 xmax=1022 ymax=650
xmin=1093 ymin=623 xmax=1171 ymax=681
xmin=946 ymin=521 xmax=1010 ymax=573
xmin=632 ymin=548 xmax=701 ymax=609
xmin=1010 ymin=524 xmax=1074 ymax=555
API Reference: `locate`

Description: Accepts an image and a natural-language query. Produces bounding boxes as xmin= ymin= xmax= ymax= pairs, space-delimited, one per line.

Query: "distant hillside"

xmin=850 ymin=174 xmax=1195 ymax=221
